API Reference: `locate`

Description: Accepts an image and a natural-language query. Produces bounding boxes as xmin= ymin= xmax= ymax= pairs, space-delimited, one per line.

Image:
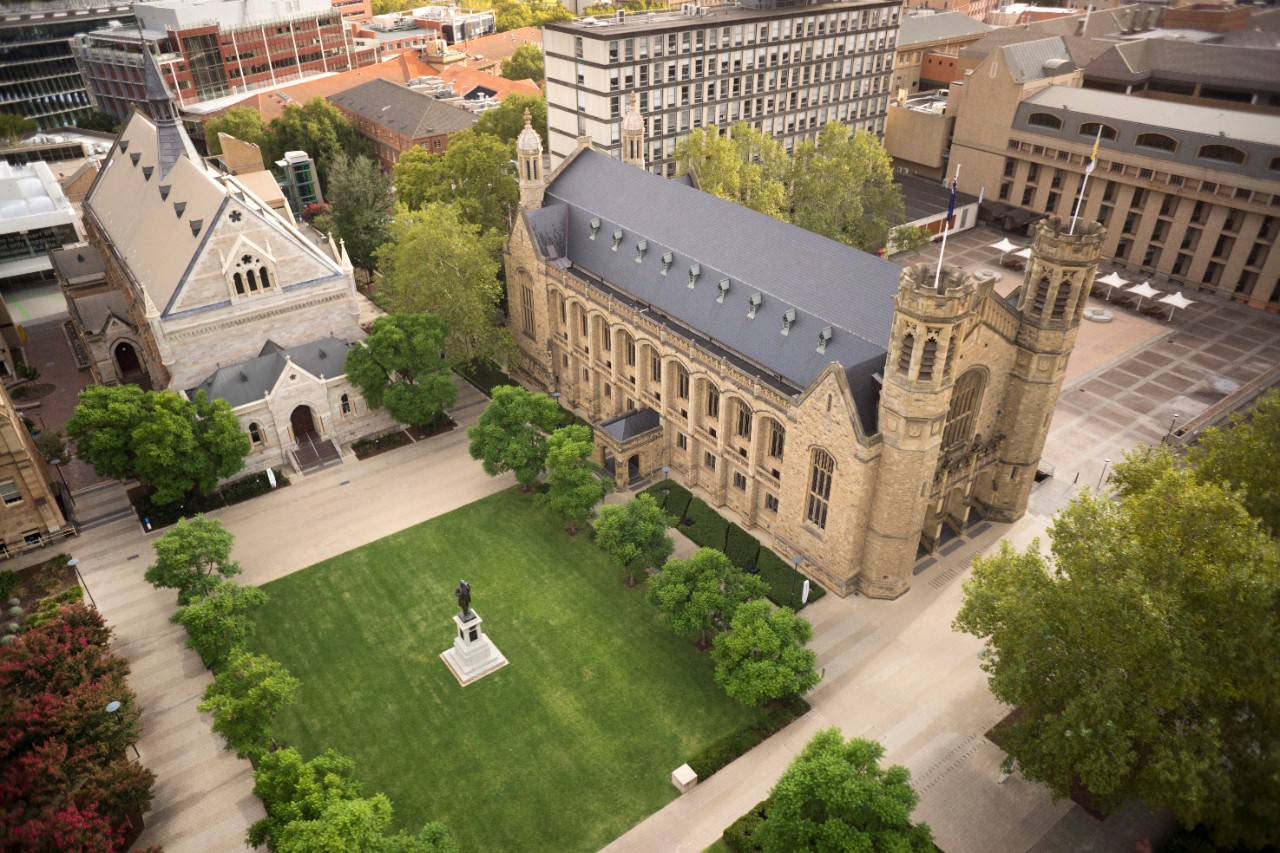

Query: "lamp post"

xmin=66 ymin=557 xmax=96 ymax=609
xmin=791 ymin=555 xmax=803 ymax=609
xmin=1165 ymin=412 xmax=1180 ymax=443
xmin=661 ymin=465 xmax=671 ymax=510
xmin=105 ymin=700 xmax=141 ymax=760
xmin=1097 ymin=458 xmax=1111 ymax=491
xmin=48 ymin=458 xmax=74 ymax=510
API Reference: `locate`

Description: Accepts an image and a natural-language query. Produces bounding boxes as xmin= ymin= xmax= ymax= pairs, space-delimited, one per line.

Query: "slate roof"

xmin=187 ymin=337 xmax=352 ymax=408
xmin=1084 ymin=39 xmax=1280 ymax=92
xmin=532 ymin=150 xmax=904 ymax=431
xmin=897 ymin=12 xmax=993 ymax=47
xmin=999 ymin=37 xmax=1076 ymax=83
xmin=48 ymin=245 xmax=105 ymax=283
xmin=599 ymin=407 xmax=662 ymax=442
xmin=328 ymin=78 xmax=477 ymax=139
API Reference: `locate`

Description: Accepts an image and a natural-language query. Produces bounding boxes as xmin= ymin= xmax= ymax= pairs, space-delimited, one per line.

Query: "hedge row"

xmin=722 ymin=799 xmax=771 ymax=852
xmin=687 ymin=694 xmax=808 ymax=781
xmin=640 ymin=482 xmax=825 ymax=610
xmin=133 ymin=468 xmax=290 ymax=528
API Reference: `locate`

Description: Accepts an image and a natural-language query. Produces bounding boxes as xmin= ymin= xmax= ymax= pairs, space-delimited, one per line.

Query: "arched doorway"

xmin=627 ymin=454 xmax=641 ymax=484
xmin=942 ymin=486 xmax=969 ymax=536
xmin=113 ymin=342 xmax=141 ymax=377
xmin=290 ymin=406 xmax=317 ymax=442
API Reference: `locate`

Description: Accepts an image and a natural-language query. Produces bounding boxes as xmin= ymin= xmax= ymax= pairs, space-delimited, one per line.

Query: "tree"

xmin=393 ymin=131 xmax=518 ymax=235
xmin=199 ymin=651 xmax=301 ymax=761
xmin=888 ymin=224 xmax=932 ymax=256
xmin=270 ymin=97 xmax=365 ymax=186
xmin=344 ymin=313 xmax=457 ymax=428
xmin=501 ymin=42 xmax=544 ymax=82
xmin=1186 ymin=388 xmax=1280 ymax=535
xmin=466 ymin=384 xmax=563 ymax=490
xmin=791 ymin=123 xmax=905 ymax=251
xmin=953 ymin=453 xmax=1280 ymax=848
xmin=327 ymin=152 xmax=395 ymax=278
xmin=78 ymin=111 xmax=120 ymax=134
xmin=648 ymin=547 xmax=769 ymax=645
xmin=67 ymin=386 xmax=250 ymax=506
xmin=537 ymin=425 xmax=610 ymax=535
xmin=595 ymin=494 xmax=676 ymax=585
xmin=760 ymin=728 xmax=934 ymax=852
xmin=463 ymin=0 xmax=569 ymax=31
xmin=375 ymin=205 xmax=510 ymax=366
xmin=203 ymin=106 xmax=271 ymax=156
xmin=0 ymin=112 xmax=37 ymax=145
xmin=171 ymin=580 xmax=269 ymax=669
xmin=145 ymin=515 xmax=242 ymax=605
xmin=277 ymin=795 xmax=459 ymax=853
xmin=473 ymin=94 xmax=547 ymax=148
xmin=712 ymin=599 xmax=819 ymax=706
xmin=672 ymin=123 xmax=791 ymax=220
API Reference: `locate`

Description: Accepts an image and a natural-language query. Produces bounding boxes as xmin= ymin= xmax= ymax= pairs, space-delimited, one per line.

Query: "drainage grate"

xmin=126 ymin=554 xmax=139 ymax=561
xmin=339 ymin=480 xmax=351 ymax=486
xmin=929 ymin=567 xmax=959 ymax=589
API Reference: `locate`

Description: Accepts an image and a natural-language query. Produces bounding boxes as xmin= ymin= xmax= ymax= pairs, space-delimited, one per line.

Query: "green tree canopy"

xmin=199 ymin=651 xmax=301 ymax=761
xmin=327 ymin=152 xmax=395 ymax=277
xmin=67 ymin=386 xmax=250 ymax=506
xmin=78 ymin=111 xmax=120 ymax=134
xmin=345 ymin=312 xmax=457 ymax=428
xmin=672 ymin=123 xmax=791 ymax=220
xmin=171 ymin=580 xmax=268 ymax=669
xmin=953 ymin=450 xmax=1280 ymax=848
xmin=501 ymin=42 xmax=544 ymax=81
xmin=791 ymin=123 xmax=905 ymax=252
xmin=1186 ymin=388 xmax=1280 ymax=535
xmin=712 ymin=599 xmax=819 ymax=706
xmin=595 ymin=494 xmax=676 ymax=585
xmin=375 ymin=204 xmax=510 ymax=366
xmin=647 ymin=547 xmax=769 ymax=645
xmin=537 ymin=425 xmax=610 ymax=534
xmin=0 ymin=112 xmax=37 ymax=145
xmin=760 ymin=728 xmax=934 ymax=852
xmin=472 ymin=94 xmax=547 ymax=148
xmin=203 ymin=106 xmax=271 ymax=156
xmin=462 ymin=0 xmax=569 ymax=31
xmin=145 ymin=515 xmax=242 ymax=605
xmin=393 ymin=131 xmax=518 ymax=235
xmin=270 ymin=97 xmax=366 ymax=186
xmin=466 ymin=384 xmax=563 ymax=489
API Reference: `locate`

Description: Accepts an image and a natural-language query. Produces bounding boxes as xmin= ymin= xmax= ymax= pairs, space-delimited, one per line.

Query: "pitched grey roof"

xmin=187 ymin=337 xmax=352 ymax=408
xmin=534 ymin=150 xmax=903 ymax=429
xmin=897 ymin=12 xmax=993 ymax=47
xmin=599 ymin=407 xmax=662 ymax=442
xmin=328 ymin=78 xmax=477 ymax=139
xmin=1084 ymin=39 xmax=1280 ymax=92
xmin=48 ymin=245 xmax=105 ymax=283
xmin=999 ymin=37 xmax=1076 ymax=83
xmin=71 ymin=292 xmax=131 ymax=335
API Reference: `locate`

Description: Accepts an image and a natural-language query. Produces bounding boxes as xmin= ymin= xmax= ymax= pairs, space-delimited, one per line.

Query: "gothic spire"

xmin=138 ymin=29 xmax=198 ymax=177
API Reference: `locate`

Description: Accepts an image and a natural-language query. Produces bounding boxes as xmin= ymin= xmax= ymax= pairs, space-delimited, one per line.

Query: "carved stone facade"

xmin=506 ymin=118 xmax=1101 ymax=598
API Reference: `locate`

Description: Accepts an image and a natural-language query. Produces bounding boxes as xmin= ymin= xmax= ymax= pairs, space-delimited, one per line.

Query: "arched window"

xmin=735 ymin=400 xmax=752 ymax=439
xmin=806 ymin=449 xmax=835 ymax=529
xmin=1078 ymin=122 xmax=1117 ymax=142
xmin=233 ymin=272 xmax=245 ymax=295
xmin=675 ymin=362 xmax=690 ymax=400
xmin=942 ymin=370 xmax=985 ymax=451
xmin=259 ymin=267 xmax=271 ymax=289
xmin=1197 ymin=144 xmax=1246 ymax=165
xmin=897 ymin=332 xmax=914 ymax=374
xmin=1136 ymin=133 xmax=1178 ymax=153
xmin=1027 ymin=112 xmax=1063 ymax=130
xmin=340 ymin=393 xmax=352 ymax=414
xmin=246 ymin=268 xmax=258 ymax=292
xmin=767 ymin=420 xmax=785 ymax=461
xmin=248 ymin=422 xmax=263 ymax=444
xmin=918 ymin=337 xmax=938 ymax=381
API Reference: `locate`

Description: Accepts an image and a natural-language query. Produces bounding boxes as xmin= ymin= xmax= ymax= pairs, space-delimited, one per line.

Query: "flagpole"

xmin=933 ymin=164 xmax=959 ymax=290
xmin=1070 ymin=126 xmax=1103 ymax=235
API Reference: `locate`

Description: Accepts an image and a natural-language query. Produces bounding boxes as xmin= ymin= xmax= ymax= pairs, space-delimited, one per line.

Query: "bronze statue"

xmin=454 ymin=580 xmax=472 ymax=619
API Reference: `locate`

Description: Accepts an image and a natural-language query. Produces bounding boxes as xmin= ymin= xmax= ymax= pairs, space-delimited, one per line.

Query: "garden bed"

xmin=129 ymin=468 xmax=291 ymax=529
xmin=0 ymin=553 xmax=78 ymax=615
xmin=641 ymin=482 xmax=825 ymax=610
xmin=353 ymin=415 xmax=456 ymax=460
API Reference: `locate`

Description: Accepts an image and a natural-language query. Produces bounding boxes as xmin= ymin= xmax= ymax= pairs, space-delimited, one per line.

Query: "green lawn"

xmin=249 ymin=488 xmax=763 ymax=852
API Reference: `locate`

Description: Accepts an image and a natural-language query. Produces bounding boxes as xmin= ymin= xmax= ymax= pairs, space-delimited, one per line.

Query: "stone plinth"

xmin=440 ymin=610 xmax=508 ymax=686
xmin=671 ymin=763 xmax=698 ymax=793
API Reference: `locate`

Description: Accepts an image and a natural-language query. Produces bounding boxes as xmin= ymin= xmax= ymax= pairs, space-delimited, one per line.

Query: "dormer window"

xmin=687 ymin=264 xmax=701 ymax=289
xmin=590 ymin=218 xmax=601 ymax=239
xmin=716 ymin=279 xmax=730 ymax=303
xmin=660 ymin=252 xmax=673 ymax=275
xmin=747 ymin=292 xmax=762 ymax=319
xmin=611 ymin=229 xmax=622 ymax=250
xmin=781 ymin=308 xmax=796 ymax=335
xmin=230 ymin=252 xmax=274 ymax=296
xmin=635 ymin=240 xmax=647 ymax=262
xmin=816 ymin=326 xmax=832 ymax=353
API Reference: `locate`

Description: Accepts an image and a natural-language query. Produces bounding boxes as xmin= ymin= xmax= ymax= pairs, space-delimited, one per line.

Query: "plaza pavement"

xmin=17 ymin=226 xmax=1280 ymax=852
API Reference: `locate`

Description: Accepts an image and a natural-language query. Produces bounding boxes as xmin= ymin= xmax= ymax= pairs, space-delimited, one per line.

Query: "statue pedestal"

xmin=440 ymin=610 xmax=508 ymax=686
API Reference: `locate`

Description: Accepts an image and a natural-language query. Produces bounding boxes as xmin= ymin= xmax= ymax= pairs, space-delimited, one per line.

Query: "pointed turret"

xmin=517 ymin=108 xmax=545 ymax=210
xmin=139 ymin=32 xmax=198 ymax=178
xmin=621 ymin=92 xmax=645 ymax=170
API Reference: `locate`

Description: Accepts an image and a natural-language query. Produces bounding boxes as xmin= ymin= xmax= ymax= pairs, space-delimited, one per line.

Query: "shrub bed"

xmin=722 ymin=799 xmax=771 ymax=852
xmin=455 ymin=360 xmax=516 ymax=397
xmin=352 ymin=429 xmax=410 ymax=459
xmin=131 ymin=468 xmax=291 ymax=528
xmin=687 ymin=694 xmax=809 ymax=781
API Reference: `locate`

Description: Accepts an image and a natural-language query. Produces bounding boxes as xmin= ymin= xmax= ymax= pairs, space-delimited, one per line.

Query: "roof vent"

xmin=747 ymin=292 xmax=762 ymax=319
xmin=118 ymin=140 xmax=129 ymax=152
xmin=142 ymin=166 xmax=153 ymax=181
xmin=590 ymin=217 xmax=601 ymax=239
xmin=816 ymin=326 xmax=833 ymax=354
xmin=781 ymin=308 xmax=796 ymax=336
xmin=190 ymin=219 xmax=203 ymax=236
xmin=716 ymin=278 xmax=730 ymax=303
xmin=238 ymin=371 xmax=248 ymax=382
xmin=635 ymin=239 xmax=647 ymax=262
xmin=612 ymin=229 xmax=622 ymax=251
xmin=319 ymin=348 xmax=327 ymax=359
xmin=660 ymin=252 xmax=673 ymax=275
xmin=174 ymin=201 xmax=186 ymax=218
xmin=687 ymin=264 xmax=700 ymax=289
xmin=159 ymin=184 xmax=171 ymax=200
xmin=129 ymin=152 xmax=141 ymax=166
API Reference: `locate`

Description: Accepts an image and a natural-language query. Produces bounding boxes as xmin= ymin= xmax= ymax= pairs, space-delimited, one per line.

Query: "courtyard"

xmin=248 ymin=487 xmax=764 ymax=852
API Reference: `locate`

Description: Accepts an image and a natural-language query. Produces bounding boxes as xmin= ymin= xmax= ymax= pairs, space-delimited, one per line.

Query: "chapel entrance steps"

xmin=293 ymin=436 xmax=342 ymax=474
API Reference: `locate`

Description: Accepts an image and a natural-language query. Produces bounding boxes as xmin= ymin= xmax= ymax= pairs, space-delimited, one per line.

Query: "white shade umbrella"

xmin=1127 ymin=280 xmax=1163 ymax=310
xmin=989 ymin=238 xmax=1019 ymax=263
xmin=1013 ymin=247 xmax=1033 ymax=259
xmin=1096 ymin=271 xmax=1130 ymax=300
xmin=1157 ymin=290 xmax=1195 ymax=321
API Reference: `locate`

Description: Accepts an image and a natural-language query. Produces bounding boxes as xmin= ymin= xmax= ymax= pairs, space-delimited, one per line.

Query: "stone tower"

xmin=516 ymin=108 xmax=545 ymax=210
xmin=859 ymin=264 xmax=980 ymax=599
xmin=983 ymin=214 xmax=1105 ymax=520
xmin=621 ymin=92 xmax=645 ymax=170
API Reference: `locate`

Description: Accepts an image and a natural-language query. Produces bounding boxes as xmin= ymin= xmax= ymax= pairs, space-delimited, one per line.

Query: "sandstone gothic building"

xmin=55 ymin=45 xmax=395 ymax=475
xmin=505 ymin=107 xmax=1104 ymax=598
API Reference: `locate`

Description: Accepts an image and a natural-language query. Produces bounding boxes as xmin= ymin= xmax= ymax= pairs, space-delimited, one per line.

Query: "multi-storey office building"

xmin=0 ymin=1 xmax=133 ymax=129
xmin=71 ymin=0 xmax=378 ymax=125
xmin=543 ymin=0 xmax=901 ymax=175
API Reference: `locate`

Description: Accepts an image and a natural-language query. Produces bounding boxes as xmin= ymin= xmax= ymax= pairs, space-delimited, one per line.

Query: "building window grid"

xmin=805 ymin=449 xmax=834 ymax=530
xmin=0 ymin=478 xmax=22 ymax=505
